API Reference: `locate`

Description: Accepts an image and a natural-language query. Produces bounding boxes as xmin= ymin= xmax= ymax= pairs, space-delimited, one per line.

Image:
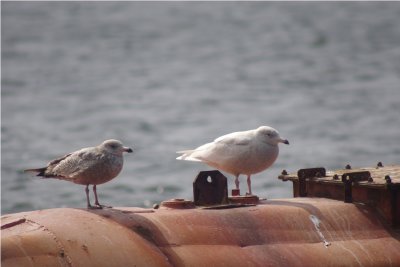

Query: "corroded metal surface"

xmin=229 ymin=195 xmax=260 ymax=205
xmin=279 ymin=164 xmax=400 ymax=227
xmin=2 ymin=198 xmax=400 ymax=267
xmin=160 ymin=198 xmax=195 ymax=209
xmin=280 ymin=164 xmax=400 ymax=186
xmin=1 ymin=208 xmax=171 ymax=267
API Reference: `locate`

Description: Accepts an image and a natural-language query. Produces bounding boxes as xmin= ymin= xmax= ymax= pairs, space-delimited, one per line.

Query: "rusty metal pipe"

xmin=2 ymin=198 xmax=400 ymax=267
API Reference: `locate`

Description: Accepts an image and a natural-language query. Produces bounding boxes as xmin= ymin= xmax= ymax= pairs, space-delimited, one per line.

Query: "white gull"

xmin=177 ymin=126 xmax=289 ymax=195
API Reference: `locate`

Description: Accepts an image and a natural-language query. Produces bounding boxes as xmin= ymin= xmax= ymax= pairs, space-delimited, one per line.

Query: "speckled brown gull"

xmin=25 ymin=139 xmax=133 ymax=209
xmin=176 ymin=126 xmax=289 ymax=195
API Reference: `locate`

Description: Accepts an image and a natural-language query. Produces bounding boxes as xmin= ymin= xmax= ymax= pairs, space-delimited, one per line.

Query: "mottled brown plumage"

xmin=25 ymin=139 xmax=133 ymax=209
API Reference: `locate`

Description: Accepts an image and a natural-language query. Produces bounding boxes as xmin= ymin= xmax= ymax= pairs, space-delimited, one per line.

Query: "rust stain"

xmin=81 ymin=244 xmax=89 ymax=254
xmin=1 ymin=218 xmax=26 ymax=230
xmin=133 ymin=225 xmax=157 ymax=244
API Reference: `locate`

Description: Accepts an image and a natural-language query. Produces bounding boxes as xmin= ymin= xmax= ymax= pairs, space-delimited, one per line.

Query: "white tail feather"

xmin=176 ymin=150 xmax=203 ymax=162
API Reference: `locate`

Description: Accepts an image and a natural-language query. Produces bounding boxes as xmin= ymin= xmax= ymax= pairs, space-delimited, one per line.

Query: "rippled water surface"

xmin=2 ymin=2 xmax=400 ymax=214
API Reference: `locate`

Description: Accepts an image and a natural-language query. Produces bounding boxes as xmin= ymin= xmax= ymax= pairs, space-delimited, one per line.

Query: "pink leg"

xmin=247 ymin=175 xmax=252 ymax=195
xmin=235 ymin=175 xmax=240 ymax=189
xmin=85 ymin=184 xmax=92 ymax=208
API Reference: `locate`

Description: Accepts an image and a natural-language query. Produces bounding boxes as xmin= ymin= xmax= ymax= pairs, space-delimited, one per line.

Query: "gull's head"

xmin=256 ymin=126 xmax=289 ymax=146
xmin=101 ymin=139 xmax=133 ymax=155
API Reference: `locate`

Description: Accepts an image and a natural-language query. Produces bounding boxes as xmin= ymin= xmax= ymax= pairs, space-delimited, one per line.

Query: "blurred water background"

xmin=2 ymin=2 xmax=400 ymax=214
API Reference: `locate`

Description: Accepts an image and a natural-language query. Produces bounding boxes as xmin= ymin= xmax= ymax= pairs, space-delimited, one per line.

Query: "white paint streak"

xmin=338 ymin=243 xmax=364 ymax=267
xmin=101 ymin=235 xmax=114 ymax=245
xmin=386 ymin=254 xmax=393 ymax=267
xmin=352 ymin=240 xmax=373 ymax=264
xmin=9 ymin=238 xmax=35 ymax=267
xmin=309 ymin=215 xmax=331 ymax=248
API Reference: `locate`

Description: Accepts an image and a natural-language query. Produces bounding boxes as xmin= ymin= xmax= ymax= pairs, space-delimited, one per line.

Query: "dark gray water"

xmin=2 ymin=2 xmax=400 ymax=214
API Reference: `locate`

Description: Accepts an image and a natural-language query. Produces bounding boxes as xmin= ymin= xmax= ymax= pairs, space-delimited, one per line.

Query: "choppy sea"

xmin=2 ymin=2 xmax=400 ymax=214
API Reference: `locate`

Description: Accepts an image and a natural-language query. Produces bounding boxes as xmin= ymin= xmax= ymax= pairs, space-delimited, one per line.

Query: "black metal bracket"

xmin=387 ymin=183 xmax=400 ymax=227
xmin=297 ymin=168 xmax=326 ymax=197
xmin=341 ymin=171 xmax=371 ymax=203
xmin=193 ymin=170 xmax=228 ymax=206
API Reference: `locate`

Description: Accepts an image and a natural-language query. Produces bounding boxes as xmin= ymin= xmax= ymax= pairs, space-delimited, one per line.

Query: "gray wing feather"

xmin=46 ymin=148 xmax=102 ymax=179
